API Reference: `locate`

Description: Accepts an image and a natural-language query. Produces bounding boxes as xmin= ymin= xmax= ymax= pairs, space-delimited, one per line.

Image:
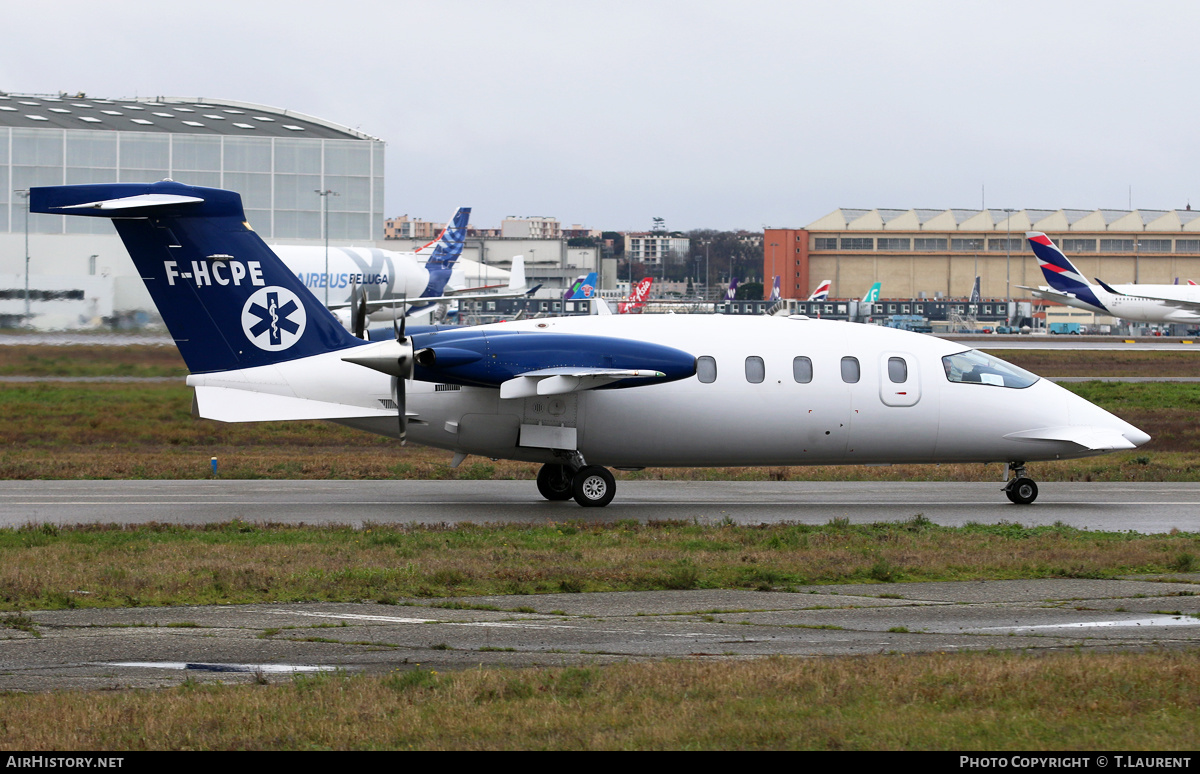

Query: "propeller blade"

xmin=353 ymin=285 xmax=367 ymax=339
xmin=397 ymin=375 xmax=406 ymax=444
xmin=394 ymin=294 xmax=409 ymax=443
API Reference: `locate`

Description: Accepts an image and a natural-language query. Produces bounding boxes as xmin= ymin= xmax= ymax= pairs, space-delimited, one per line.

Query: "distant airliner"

xmin=30 ymin=181 xmax=1149 ymax=507
xmin=618 ymin=277 xmax=653 ymax=314
xmin=1020 ymin=232 xmax=1200 ymax=324
xmin=275 ymin=208 xmax=534 ymax=323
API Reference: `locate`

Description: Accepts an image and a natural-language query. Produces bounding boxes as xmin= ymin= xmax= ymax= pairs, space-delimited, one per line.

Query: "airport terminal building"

xmin=767 ymin=207 xmax=1200 ymax=302
xmin=0 ymin=92 xmax=384 ymax=326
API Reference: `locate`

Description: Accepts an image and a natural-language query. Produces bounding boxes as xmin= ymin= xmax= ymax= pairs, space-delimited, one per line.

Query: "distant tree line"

xmin=606 ymin=229 xmax=764 ymax=292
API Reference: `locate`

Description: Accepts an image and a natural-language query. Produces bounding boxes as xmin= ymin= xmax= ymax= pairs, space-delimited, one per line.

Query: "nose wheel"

xmin=572 ymin=466 xmax=616 ymax=507
xmin=536 ymin=458 xmax=617 ymax=507
xmin=1003 ymin=462 xmax=1038 ymax=505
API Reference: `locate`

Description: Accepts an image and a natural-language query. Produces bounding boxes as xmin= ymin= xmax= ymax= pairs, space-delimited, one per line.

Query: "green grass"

xmin=0 ymin=377 xmax=1196 ymax=480
xmin=2 ymin=519 xmax=1198 ymax=611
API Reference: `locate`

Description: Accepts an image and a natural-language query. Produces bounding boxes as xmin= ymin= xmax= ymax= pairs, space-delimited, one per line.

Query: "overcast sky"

xmin=5 ymin=1 xmax=1198 ymax=231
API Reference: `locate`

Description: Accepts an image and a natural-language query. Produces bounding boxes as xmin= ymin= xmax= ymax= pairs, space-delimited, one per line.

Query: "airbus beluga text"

xmin=30 ymin=182 xmax=1149 ymax=507
xmin=274 ymin=207 xmax=534 ymax=324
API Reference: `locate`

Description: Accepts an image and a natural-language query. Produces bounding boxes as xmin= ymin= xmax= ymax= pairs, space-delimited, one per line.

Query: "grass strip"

xmin=2 ymin=519 xmax=1198 ymax=610
xmin=2 ymin=652 xmax=1199 ymax=750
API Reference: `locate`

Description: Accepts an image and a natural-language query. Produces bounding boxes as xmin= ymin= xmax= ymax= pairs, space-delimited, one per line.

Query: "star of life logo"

xmin=241 ymin=286 xmax=306 ymax=351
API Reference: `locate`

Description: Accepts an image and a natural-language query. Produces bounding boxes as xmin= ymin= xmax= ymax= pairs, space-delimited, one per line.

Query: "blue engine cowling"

xmin=408 ymin=329 xmax=696 ymax=390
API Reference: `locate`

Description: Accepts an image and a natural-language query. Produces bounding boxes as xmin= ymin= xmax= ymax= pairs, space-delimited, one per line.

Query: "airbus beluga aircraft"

xmin=273 ymin=208 xmax=536 ymax=325
xmin=30 ymin=182 xmax=1150 ymax=507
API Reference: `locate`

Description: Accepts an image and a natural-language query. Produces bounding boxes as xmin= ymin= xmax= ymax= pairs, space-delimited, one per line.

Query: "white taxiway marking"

xmin=977 ymin=615 xmax=1200 ymax=632
xmin=273 ymin=610 xmax=719 ymax=638
xmin=105 ymin=662 xmax=335 ymax=673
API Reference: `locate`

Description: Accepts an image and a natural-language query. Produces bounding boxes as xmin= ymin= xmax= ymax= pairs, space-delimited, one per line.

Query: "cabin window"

xmin=888 ymin=357 xmax=907 ymax=383
xmin=942 ymin=349 xmax=1039 ymax=389
xmin=792 ymin=356 xmax=813 ymax=384
xmin=697 ymin=356 xmax=717 ymax=384
xmin=745 ymin=356 xmax=765 ymax=384
xmin=841 ymin=356 xmax=860 ymax=383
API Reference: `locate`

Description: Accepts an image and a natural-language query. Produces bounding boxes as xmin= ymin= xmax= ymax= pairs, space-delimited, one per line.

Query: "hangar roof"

xmin=0 ymin=92 xmax=379 ymax=141
xmin=806 ymin=207 xmax=1200 ymax=233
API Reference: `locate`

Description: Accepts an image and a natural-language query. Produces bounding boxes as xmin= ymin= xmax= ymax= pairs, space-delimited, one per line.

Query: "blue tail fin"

xmin=30 ymin=181 xmax=362 ymax=374
xmin=1027 ymin=231 xmax=1106 ymax=310
xmin=423 ymin=207 xmax=471 ymax=269
xmin=564 ymin=272 xmax=598 ymax=300
xmin=418 ymin=207 xmax=471 ymax=299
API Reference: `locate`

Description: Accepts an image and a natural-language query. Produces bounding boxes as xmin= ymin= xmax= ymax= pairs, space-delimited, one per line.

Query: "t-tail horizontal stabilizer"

xmin=30 ymin=181 xmax=363 ymax=374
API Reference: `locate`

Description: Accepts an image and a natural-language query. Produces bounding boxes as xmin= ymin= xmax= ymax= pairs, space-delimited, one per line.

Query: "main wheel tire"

xmin=1005 ymin=477 xmax=1038 ymax=505
xmin=536 ymin=463 xmax=574 ymax=501
xmin=572 ymin=466 xmax=616 ymax=508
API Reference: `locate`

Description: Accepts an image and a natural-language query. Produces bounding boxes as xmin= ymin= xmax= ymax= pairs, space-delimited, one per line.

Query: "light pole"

xmin=1132 ymin=236 xmax=1142 ymax=285
xmin=15 ymin=190 xmax=30 ymax=321
xmin=703 ymin=240 xmax=710 ymax=302
xmin=314 ymin=189 xmax=338 ymax=305
xmin=1004 ymin=208 xmax=1014 ymax=324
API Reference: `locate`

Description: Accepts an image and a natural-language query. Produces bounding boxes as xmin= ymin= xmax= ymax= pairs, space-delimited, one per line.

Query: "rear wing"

xmin=31 ymin=181 xmax=362 ymax=373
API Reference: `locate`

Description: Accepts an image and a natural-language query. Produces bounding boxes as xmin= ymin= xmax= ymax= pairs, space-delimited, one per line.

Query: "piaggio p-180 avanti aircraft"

xmin=30 ymin=182 xmax=1149 ymax=506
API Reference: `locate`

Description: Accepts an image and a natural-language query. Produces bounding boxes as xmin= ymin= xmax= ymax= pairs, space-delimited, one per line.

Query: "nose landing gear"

xmin=537 ymin=454 xmax=617 ymax=507
xmin=1003 ymin=462 xmax=1038 ymax=505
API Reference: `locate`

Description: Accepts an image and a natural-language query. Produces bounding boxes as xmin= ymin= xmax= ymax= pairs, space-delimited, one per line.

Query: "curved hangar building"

xmin=0 ymin=92 xmax=384 ymax=327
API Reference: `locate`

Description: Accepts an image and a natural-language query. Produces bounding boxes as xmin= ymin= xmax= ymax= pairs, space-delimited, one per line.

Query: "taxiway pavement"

xmin=0 ymin=480 xmax=1197 ymax=532
xmin=4 ymin=579 xmax=1200 ymax=692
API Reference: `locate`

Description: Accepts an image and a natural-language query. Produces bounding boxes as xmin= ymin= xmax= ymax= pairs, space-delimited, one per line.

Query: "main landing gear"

xmin=1003 ymin=462 xmax=1039 ymax=505
xmin=537 ymin=455 xmax=616 ymax=508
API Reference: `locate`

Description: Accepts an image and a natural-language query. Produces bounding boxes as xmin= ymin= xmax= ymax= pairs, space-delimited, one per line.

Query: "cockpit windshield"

xmin=941 ymin=349 xmax=1040 ymax=389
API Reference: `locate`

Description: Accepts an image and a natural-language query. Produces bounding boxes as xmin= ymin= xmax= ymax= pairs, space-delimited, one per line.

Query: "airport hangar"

xmin=0 ymin=92 xmax=599 ymax=329
xmin=764 ymin=207 xmax=1200 ymax=308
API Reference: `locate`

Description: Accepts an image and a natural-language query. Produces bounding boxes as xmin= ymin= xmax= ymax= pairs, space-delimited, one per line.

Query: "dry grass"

xmin=992 ymin=348 xmax=1200 ymax=378
xmin=2 ymin=652 xmax=1199 ymax=749
xmin=0 ymin=344 xmax=187 ymax=378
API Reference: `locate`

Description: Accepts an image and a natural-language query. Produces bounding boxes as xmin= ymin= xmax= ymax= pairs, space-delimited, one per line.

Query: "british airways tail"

xmin=29 ymin=181 xmax=362 ymax=374
xmin=806 ymin=279 xmax=831 ymax=302
xmin=1026 ymin=231 xmax=1107 ymax=311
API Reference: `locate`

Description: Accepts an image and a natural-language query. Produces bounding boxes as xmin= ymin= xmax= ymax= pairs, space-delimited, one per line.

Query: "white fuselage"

xmin=193 ymin=315 xmax=1147 ymax=469
xmin=1033 ymin=283 xmax=1200 ymax=324
xmin=271 ymin=246 xmax=509 ymax=309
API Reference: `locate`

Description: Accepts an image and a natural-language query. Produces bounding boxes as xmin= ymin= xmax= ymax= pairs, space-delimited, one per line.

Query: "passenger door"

xmin=879 ymin=353 xmax=920 ymax=407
